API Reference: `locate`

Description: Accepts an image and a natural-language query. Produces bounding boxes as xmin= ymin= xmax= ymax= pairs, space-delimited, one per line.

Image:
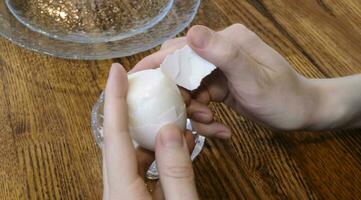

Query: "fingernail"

xmin=192 ymin=112 xmax=210 ymax=121
xmin=190 ymin=26 xmax=212 ymax=49
xmin=111 ymin=63 xmax=120 ymax=68
xmin=160 ymin=127 xmax=183 ymax=148
xmin=216 ymin=131 xmax=231 ymax=139
xmin=108 ymin=63 xmax=117 ymax=77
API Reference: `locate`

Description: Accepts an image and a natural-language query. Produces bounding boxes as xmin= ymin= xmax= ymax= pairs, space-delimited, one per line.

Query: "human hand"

xmin=131 ymin=24 xmax=316 ymax=132
xmin=102 ymin=64 xmax=199 ymax=200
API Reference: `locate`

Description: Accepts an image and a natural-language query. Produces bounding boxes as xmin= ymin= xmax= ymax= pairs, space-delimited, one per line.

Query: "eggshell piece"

xmin=160 ymin=45 xmax=216 ymax=91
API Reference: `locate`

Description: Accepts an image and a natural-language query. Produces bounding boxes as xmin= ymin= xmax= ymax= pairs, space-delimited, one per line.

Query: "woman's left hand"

xmin=102 ymin=63 xmax=199 ymax=200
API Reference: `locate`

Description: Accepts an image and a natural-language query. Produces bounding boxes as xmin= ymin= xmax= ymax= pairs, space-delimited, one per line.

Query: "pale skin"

xmin=103 ymin=24 xmax=361 ymax=199
xmin=103 ymin=65 xmax=198 ymax=200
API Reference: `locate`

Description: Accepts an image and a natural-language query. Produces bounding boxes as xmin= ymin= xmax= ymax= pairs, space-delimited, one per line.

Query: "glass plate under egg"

xmin=91 ymin=91 xmax=205 ymax=180
xmin=0 ymin=0 xmax=200 ymax=59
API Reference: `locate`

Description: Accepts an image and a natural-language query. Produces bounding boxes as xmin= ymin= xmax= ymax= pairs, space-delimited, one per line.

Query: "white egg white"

xmin=127 ymin=68 xmax=186 ymax=150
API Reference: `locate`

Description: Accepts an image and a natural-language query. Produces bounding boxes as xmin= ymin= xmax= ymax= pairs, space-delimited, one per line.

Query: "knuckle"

xmin=231 ymin=23 xmax=258 ymax=40
xmin=163 ymin=164 xmax=194 ymax=180
xmin=229 ymin=24 xmax=249 ymax=36
xmin=231 ymin=23 xmax=247 ymax=30
xmin=222 ymin=43 xmax=241 ymax=66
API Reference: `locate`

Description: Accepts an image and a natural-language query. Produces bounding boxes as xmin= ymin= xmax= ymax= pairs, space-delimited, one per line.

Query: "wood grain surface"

xmin=1 ymin=0 xmax=361 ymax=199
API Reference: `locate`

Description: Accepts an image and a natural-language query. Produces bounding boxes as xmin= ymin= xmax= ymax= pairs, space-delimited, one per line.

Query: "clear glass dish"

xmin=91 ymin=92 xmax=205 ymax=180
xmin=0 ymin=0 xmax=200 ymax=59
xmin=5 ymin=0 xmax=174 ymax=43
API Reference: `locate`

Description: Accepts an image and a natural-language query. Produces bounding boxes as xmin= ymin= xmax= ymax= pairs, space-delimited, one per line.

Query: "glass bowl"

xmin=5 ymin=0 xmax=174 ymax=43
xmin=0 ymin=0 xmax=200 ymax=59
xmin=91 ymin=91 xmax=205 ymax=180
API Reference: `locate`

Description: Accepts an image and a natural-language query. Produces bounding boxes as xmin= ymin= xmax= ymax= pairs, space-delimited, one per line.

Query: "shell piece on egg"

xmin=127 ymin=68 xmax=187 ymax=150
xmin=160 ymin=45 xmax=216 ymax=91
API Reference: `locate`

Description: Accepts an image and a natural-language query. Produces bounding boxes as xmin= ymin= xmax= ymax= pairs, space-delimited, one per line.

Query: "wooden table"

xmin=1 ymin=0 xmax=361 ymax=199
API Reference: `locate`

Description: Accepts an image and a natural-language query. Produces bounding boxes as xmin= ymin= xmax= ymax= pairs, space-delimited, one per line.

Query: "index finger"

xmin=131 ymin=27 xmax=241 ymax=74
xmin=130 ymin=37 xmax=187 ymax=73
xmin=103 ymin=63 xmax=141 ymax=190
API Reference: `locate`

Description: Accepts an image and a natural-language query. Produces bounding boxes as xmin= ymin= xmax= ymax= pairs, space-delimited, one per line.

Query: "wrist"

xmin=304 ymin=78 xmax=347 ymax=130
xmin=303 ymin=75 xmax=361 ymax=130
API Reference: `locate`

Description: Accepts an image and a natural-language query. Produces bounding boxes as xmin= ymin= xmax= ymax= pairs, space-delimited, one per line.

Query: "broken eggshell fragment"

xmin=160 ymin=45 xmax=216 ymax=91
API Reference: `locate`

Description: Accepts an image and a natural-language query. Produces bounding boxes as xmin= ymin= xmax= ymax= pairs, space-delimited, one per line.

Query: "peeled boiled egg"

xmin=127 ymin=45 xmax=216 ymax=151
xmin=127 ymin=68 xmax=186 ymax=150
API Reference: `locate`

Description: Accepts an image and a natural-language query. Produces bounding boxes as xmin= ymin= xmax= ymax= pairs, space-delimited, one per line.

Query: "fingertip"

xmin=187 ymin=25 xmax=213 ymax=49
xmin=187 ymin=100 xmax=213 ymax=123
xmin=187 ymin=25 xmax=240 ymax=69
xmin=130 ymin=49 xmax=170 ymax=73
xmin=156 ymin=125 xmax=195 ymax=152
xmin=106 ymin=63 xmax=128 ymax=98
xmin=132 ymin=38 xmax=187 ymax=73
xmin=191 ymin=112 xmax=213 ymax=124
xmin=109 ymin=63 xmax=126 ymax=76
xmin=157 ymin=124 xmax=184 ymax=148
xmin=192 ymin=120 xmax=232 ymax=139
xmin=216 ymin=128 xmax=232 ymax=139
xmin=155 ymin=125 xmax=198 ymax=200
xmin=130 ymin=56 xmax=157 ymax=73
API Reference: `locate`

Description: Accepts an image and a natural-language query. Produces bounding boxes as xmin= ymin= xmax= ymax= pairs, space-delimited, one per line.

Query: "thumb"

xmin=186 ymin=25 xmax=241 ymax=73
xmin=155 ymin=124 xmax=199 ymax=200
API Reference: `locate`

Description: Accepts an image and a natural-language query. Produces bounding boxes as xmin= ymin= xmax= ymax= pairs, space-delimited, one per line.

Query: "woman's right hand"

xmin=132 ymin=24 xmax=361 ymax=135
xmin=132 ymin=24 xmax=317 ymax=134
